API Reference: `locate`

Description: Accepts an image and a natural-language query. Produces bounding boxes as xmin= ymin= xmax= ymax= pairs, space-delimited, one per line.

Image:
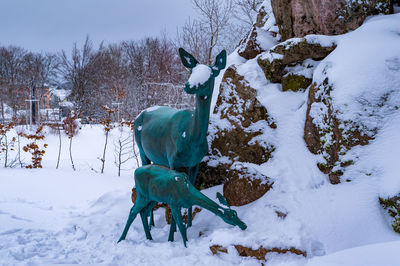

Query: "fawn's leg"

xmin=140 ymin=203 xmax=155 ymax=240
xmin=171 ymin=206 xmax=188 ymax=247
xmin=142 ymin=202 xmax=156 ymax=230
xmin=118 ymin=198 xmax=147 ymax=242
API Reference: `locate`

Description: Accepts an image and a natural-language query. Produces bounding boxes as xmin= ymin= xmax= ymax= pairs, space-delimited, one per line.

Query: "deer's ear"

xmin=179 ymin=48 xmax=198 ymax=69
xmin=214 ymin=50 xmax=227 ymax=71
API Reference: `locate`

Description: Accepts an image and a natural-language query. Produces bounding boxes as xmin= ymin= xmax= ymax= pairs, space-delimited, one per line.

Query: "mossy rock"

xmin=257 ymin=57 xmax=284 ymax=83
xmin=380 ymin=195 xmax=400 ymax=234
xmin=304 ymin=80 xmax=373 ymax=184
xmin=282 ymin=74 xmax=312 ymax=92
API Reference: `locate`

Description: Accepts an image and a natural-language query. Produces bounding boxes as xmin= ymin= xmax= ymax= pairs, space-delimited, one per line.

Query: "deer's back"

xmin=135 ymin=106 xmax=192 ymax=167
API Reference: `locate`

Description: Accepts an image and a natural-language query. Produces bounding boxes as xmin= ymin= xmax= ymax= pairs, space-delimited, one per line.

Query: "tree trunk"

xmin=4 ymin=134 xmax=8 ymax=168
xmin=118 ymin=139 xmax=122 ymax=177
xmin=101 ymin=131 xmax=109 ymax=174
xmin=17 ymin=133 xmax=22 ymax=168
xmin=69 ymin=137 xmax=75 ymax=171
xmin=56 ymin=127 xmax=61 ymax=169
xmin=1 ymin=102 xmax=4 ymax=124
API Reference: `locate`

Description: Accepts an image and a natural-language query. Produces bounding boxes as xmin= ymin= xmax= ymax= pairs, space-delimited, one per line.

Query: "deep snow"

xmin=1 ymin=12 xmax=400 ymax=266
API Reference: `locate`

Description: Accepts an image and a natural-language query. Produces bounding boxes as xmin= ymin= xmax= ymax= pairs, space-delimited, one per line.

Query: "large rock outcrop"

xmin=257 ymin=35 xmax=336 ymax=89
xmin=271 ymin=0 xmax=393 ymax=41
xmin=197 ymin=66 xmax=275 ymax=206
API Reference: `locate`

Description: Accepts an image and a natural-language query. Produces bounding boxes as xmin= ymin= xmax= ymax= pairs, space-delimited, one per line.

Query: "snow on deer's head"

xmin=179 ymin=48 xmax=226 ymax=97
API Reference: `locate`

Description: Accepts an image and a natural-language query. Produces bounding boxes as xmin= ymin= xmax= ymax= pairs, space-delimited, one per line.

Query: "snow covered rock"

xmin=234 ymin=245 xmax=306 ymax=261
xmin=198 ymin=66 xmax=275 ymax=205
xmin=304 ymin=14 xmax=400 ymax=184
xmin=271 ymin=0 xmax=393 ymax=41
xmin=223 ymin=163 xmax=273 ymax=206
xmin=304 ymin=80 xmax=372 ymax=184
xmin=257 ymin=35 xmax=337 ymax=83
xmin=237 ymin=1 xmax=278 ymax=60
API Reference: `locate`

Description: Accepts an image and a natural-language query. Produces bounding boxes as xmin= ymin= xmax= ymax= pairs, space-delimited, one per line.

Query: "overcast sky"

xmin=0 ymin=0 xmax=197 ymax=53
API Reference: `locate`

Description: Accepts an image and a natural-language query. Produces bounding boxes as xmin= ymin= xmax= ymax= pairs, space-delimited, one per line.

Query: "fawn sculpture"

xmin=118 ymin=165 xmax=247 ymax=247
xmin=134 ymin=48 xmax=227 ymax=232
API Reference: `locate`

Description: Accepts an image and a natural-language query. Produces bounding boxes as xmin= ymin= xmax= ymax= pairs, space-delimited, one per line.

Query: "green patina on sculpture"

xmin=134 ymin=48 xmax=226 ymax=230
xmin=118 ymin=165 xmax=247 ymax=247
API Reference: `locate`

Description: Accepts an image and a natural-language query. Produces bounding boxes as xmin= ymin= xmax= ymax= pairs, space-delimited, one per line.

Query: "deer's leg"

xmin=187 ymin=164 xmax=200 ymax=227
xmin=171 ymin=206 xmax=188 ymax=247
xmin=140 ymin=202 xmax=156 ymax=240
xmin=118 ymin=198 xmax=147 ymax=242
xmin=168 ymin=217 xmax=177 ymax=242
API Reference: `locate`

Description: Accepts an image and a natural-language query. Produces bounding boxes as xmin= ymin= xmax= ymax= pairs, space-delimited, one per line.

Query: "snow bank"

xmin=1 ymin=13 xmax=400 ymax=266
xmin=306 ymin=240 xmax=400 ymax=266
xmin=313 ymin=14 xmax=400 ymax=137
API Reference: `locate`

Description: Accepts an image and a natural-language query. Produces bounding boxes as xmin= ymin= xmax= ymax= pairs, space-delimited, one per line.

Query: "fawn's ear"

xmin=179 ymin=48 xmax=198 ymax=69
xmin=212 ymin=50 xmax=227 ymax=76
xmin=216 ymin=192 xmax=230 ymax=207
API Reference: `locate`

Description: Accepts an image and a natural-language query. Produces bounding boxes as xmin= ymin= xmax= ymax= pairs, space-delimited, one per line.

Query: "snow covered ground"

xmin=1 ymin=13 xmax=400 ymax=266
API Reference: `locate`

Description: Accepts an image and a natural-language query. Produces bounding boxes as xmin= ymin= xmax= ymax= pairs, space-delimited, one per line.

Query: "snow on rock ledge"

xmin=257 ymin=35 xmax=337 ymax=84
xmin=304 ymin=14 xmax=400 ymax=184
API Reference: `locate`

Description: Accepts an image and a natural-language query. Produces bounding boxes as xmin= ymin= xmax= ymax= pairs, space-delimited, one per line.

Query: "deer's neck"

xmin=188 ymin=185 xmax=225 ymax=217
xmin=189 ymin=94 xmax=212 ymax=142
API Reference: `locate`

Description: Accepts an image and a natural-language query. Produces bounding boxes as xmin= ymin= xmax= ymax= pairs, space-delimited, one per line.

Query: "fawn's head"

xmin=222 ymin=208 xmax=247 ymax=230
xmin=179 ymin=48 xmax=226 ymax=97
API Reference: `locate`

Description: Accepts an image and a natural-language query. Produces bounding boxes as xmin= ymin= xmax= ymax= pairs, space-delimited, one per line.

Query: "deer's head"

xmin=179 ymin=48 xmax=226 ymax=97
xmin=221 ymin=208 xmax=247 ymax=230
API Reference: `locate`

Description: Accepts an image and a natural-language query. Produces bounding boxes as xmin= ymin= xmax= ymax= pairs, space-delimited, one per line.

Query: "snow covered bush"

xmin=114 ymin=121 xmax=136 ymax=177
xmin=0 ymin=120 xmax=16 ymax=168
xmin=63 ymin=113 xmax=80 ymax=171
xmin=99 ymin=105 xmax=117 ymax=174
xmin=21 ymin=125 xmax=47 ymax=169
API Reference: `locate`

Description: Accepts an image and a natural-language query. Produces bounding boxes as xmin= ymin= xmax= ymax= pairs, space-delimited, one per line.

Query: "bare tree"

xmin=114 ymin=125 xmax=134 ymax=177
xmin=0 ymin=46 xmax=26 ymax=115
xmin=63 ymin=114 xmax=79 ymax=171
xmin=22 ymin=52 xmax=58 ymax=123
xmin=58 ymin=36 xmax=101 ymax=118
xmin=175 ymin=18 xmax=209 ymax=64
xmin=233 ymin=0 xmax=264 ymax=26
xmin=192 ymin=0 xmax=234 ymax=64
xmin=122 ymin=36 xmax=189 ymax=117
